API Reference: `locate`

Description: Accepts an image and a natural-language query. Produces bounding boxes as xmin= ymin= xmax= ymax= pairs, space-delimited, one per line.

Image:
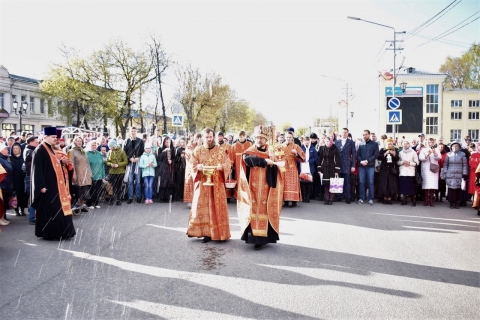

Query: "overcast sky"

xmin=1 ymin=0 xmax=479 ymax=135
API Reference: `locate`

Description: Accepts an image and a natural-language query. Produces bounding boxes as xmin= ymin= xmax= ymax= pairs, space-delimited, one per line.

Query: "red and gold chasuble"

xmin=44 ymin=143 xmax=73 ymax=216
xmin=237 ymin=145 xmax=284 ymax=237
xmin=183 ymin=143 xmax=196 ymax=203
xmin=283 ymin=143 xmax=305 ymax=201
xmin=186 ymin=145 xmax=231 ymax=240
xmin=232 ymin=140 xmax=252 ymax=198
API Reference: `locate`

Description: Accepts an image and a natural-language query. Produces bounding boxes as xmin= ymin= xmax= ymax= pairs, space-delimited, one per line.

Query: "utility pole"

xmin=386 ymin=31 xmax=405 ymax=140
xmin=342 ymin=83 xmax=352 ymax=129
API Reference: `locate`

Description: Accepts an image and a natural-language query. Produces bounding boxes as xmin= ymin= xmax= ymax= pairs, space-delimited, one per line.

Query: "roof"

xmin=9 ymin=74 xmax=41 ymax=84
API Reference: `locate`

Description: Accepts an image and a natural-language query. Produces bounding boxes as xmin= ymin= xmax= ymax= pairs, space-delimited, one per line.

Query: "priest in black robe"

xmin=32 ymin=127 xmax=76 ymax=240
xmin=174 ymin=138 xmax=186 ymax=201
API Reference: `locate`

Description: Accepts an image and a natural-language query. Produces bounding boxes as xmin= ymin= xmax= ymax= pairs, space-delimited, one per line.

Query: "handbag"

xmin=390 ymin=165 xmax=398 ymax=175
xmin=9 ymin=193 xmax=18 ymax=209
xmin=300 ymin=162 xmax=310 ymax=174
xmin=429 ymin=157 xmax=439 ymax=173
xmin=415 ymin=170 xmax=423 ymax=186
xmin=329 ymin=177 xmax=344 ymax=193
xmin=123 ymin=164 xmax=131 ymax=183
xmin=299 ymin=172 xmax=312 ymax=183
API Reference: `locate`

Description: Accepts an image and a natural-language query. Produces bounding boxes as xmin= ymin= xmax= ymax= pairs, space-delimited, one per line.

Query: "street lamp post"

xmin=347 ymin=16 xmax=405 ymax=140
xmin=320 ymin=75 xmax=350 ymax=129
xmin=12 ymin=100 xmax=28 ymax=134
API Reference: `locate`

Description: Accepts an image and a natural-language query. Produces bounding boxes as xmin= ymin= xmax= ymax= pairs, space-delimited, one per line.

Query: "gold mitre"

xmin=253 ymin=125 xmax=269 ymax=139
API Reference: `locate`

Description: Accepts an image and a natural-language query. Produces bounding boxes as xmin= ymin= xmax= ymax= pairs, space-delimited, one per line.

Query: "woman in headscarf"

xmin=397 ymin=140 xmax=419 ymax=206
xmin=317 ymin=136 xmax=340 ymax=205
xmin=377 ymin=139 xmax=399 ymax=204
xmin=418 ymin=138 xmax=440 ymax=206
xmin=86 ymin=140 xmax=106 ymax=209
xmin=9 ymin=142 xmax=27 ymax=216
xmin=156 ymin=136 xmax=175 ymax=202
xmin=68 ymin=136 xmax=93 ymax=212
xmin=441 ymin=141 xmax=468 ymax=209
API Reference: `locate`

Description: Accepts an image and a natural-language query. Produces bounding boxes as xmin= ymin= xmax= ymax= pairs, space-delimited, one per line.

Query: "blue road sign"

xmin=172 ymin=114 xmax=183 ymax=127
xmin=387 ymin=110 xmax=402 ymax=125
xmin=388 ymin=97 xmax=401 ymax=109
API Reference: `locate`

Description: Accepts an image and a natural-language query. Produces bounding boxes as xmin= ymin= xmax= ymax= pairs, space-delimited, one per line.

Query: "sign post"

xmin=172 ymin=114 xmax=183 ymax=127
xmin=388 ymin=97 xmax=401 ymax=138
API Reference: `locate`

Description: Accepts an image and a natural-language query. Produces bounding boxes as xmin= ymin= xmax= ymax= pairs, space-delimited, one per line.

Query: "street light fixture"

xmin=400 ymin=82 xmax=407 ymax=93
xmin=12 ymin=99 xmax=28 ymax=134
xmin=347 ymin=16 xmax=405 ymax=140
xmin=320 ymin=74 xmax=351 ymax=129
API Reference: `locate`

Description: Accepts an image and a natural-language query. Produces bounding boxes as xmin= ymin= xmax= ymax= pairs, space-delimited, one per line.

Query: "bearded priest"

xmin=186 ymin=127 xmax=231 ymax=243
xmin=237 ymin=125 xmax=284 ymax=250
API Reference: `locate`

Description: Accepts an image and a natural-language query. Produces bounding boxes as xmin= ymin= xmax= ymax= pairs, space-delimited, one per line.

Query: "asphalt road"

xmin=1 ymin=198 xmax=479 ymax=319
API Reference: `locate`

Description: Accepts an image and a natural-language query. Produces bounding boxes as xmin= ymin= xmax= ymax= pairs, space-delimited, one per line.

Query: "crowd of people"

xmin=0 ymin=125 xmax=479 ymax=250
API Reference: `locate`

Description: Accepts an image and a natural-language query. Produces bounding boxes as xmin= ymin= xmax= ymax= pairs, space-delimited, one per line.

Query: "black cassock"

xmin=32 ymin=143 xmax=76 ymax=240
xmin=174 ymin=147 xmax=186 ymax=201
xmin=156 ymin=146 xmax=175 ymax=202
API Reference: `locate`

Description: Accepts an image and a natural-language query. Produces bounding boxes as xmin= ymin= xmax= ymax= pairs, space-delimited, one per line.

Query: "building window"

xmin=40 ymin=99 xmax=45 ymax=113
xmin=468 ymin=112 xmax=479 ymax=120
xmin=451 ymin=100 xmax=463 ymax=108
xmin=426 ymin=84 xmax=438 ymax=113
xmin=469 ymin=100 xmax=479 ymax=107
xmin=468 ymin=130 xmax=479 ymax=142
xmin=426 ymin=117 xmax=438 ymax=135
xmin=2 ymin=123 xmax=16 ymax=137
xmin=0 ymin=93 xmax=4 ymax=109
xmin=29 ymin=97 xmax=34 ymax=112
xmin=12 ymin=95 xmax=16 ymax=105
xmin=450 ymin=129 xmax=462 ymax=142
xmin=21 ymin=95 xmax=26 ymax=104
xmin=22 ymin=124 xmax=34 ymax=134
xmin=451 ymin=112 xmax=462 ymax=120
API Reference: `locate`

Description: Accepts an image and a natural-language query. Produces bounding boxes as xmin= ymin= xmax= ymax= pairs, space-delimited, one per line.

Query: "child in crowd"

xmin=139 ymin=144 xmax=157 ymax=204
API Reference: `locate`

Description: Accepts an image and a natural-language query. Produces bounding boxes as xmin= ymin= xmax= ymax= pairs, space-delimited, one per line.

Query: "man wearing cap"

xmin=283 ymin=131 xmax=305 ymax=207
xmin=31 ymin=127 xmax=76 ymax=240
xmin=186 ymin=127 xmax=231 ymax=243
xmin=24 ymin=135 xmax=39 ymax=224
xmin=237 ymin=125 xmax=284 ymax=250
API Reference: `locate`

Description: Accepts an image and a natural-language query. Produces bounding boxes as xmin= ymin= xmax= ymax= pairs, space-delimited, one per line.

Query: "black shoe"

xmin=388 ymin=200 xmax=393 ymax=205
xmin=127 ymin=199 xmax=133 ymax=204
xmin=346 ymin=199 xmax=351 ymax=204
xmin=449 ymin=202 xmax=454 ymax=209
xmin=136 ymin=198 xmax=142 ymax=204
xmin=328 ymin=200 xmax=333 ymax=205
xmin=116 ymin=201 xmax=122 ymax=206
xmin=324 ymin=200 xmax=328 ymax=205
xmin=477 ymin=210 xmax=480 ymax=216
xmin=29 ymin=221 xmax=36 ymax=225
xmin=202 ymin=236 xmax=211 ymax=243
xmin=291 ymin=202 xmax=297 ymax=207
xmin=81 ymin=208 xmax=88 ymax=212
xmin=411 ymin=201 xmax=416 ymax=207
xmin=401 ymin=200 xmax=407 ymax=205
xmin=455 ymin=203 xmax=460 ymax=209
xmin=254 ymin=244 xmax=262 ymax=250
xmin=109 ymin=200 xmax=114 ymax=206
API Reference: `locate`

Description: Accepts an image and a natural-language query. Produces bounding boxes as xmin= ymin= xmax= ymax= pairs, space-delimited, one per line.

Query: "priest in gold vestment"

xmin=232 ymin=130 xmax=253 ymax=198
xmin=186 ymin=128 xmax=231 ymax=243
xmin=183 ymin=132 xmax=202 ymax=205
xmin=237 ymin=125 xmax=284 ymax=250
xmin=283 ymin=131 xmax=305 ymax=207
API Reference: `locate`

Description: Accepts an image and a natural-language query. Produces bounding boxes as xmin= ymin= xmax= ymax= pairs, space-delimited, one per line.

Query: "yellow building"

xmin=379 ymin=68 xmax=480 ymax=143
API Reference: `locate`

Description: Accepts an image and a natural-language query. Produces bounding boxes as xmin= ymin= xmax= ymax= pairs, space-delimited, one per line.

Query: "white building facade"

xmin=0 ymin=65 xmax=65 ymax=137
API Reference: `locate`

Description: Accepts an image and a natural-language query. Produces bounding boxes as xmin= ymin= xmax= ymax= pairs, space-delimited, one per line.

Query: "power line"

xmin=418 ymin=15 xmax=480 ymax=47
xmin=405 ymin=0 xmax=463 ymax=40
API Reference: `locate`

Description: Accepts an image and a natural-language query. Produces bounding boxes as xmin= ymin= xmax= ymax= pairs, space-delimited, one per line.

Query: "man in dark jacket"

xmin=24 ymin=136 xmax=39 ymax=224
xmin=123 ymin=127 xmax=144 ymax=203
xmin=300 ymin=136 xmax=318 ymax=202
xmin=357 ymin=130 xmax=379 ymax=205
xmin=335 ymin=128 xmax=357 ymax=204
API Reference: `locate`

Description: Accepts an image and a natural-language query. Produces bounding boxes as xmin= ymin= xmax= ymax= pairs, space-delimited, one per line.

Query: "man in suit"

xmin=334 ymin=128 xmax=357 ymax=204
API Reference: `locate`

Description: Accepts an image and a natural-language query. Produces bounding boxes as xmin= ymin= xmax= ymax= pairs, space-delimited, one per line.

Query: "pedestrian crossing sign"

xmin=387 ymin=110 xmax=402 ymax=125
xmin=172 ymin=114 xmax=183 ymax=127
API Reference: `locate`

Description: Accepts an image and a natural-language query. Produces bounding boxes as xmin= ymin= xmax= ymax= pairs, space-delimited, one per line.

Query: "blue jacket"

xmin=139 ymin=151 xmax=157 ymax=177
xmin=357 ymin=139 xmax=379 ymax=167
xmin=334 ymin=139 xmax=357 ymax=173
xmin=0 ymin=155 xmax=13 ymax=192
xmin=300 ymin=145 xmax=318 ymax=174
